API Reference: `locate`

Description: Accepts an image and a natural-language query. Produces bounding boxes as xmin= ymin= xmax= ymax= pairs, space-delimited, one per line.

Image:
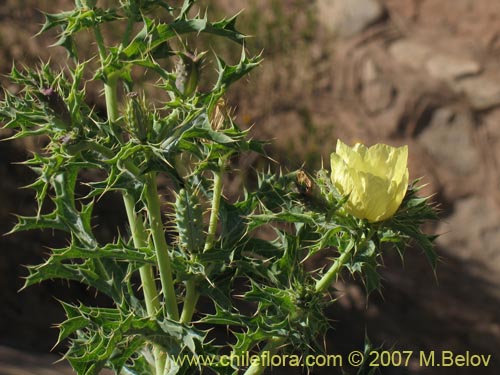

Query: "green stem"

xmin=123 ymin=194 xmax=160 ymax=314
xmin=180 ymin=279 xmax=197 ymax=324
xmin=94 ymin=25 xmax=165 ymax=372
xmin=93 ymin=25 xmax=107 ymax=61
xmin=144 ymin=172 xmax=179 ymax=321
xmin=179 ymin=162 xmax=225 ymax=324
xmin=204 ymin=162 xmax=224 ymax=253
xmin=314 ymin=248 xmax=353 ymax=293
xmin=123 ymin=194 xmax=166 ymax=375
xmin=315 ymin=228 xmax=375 ymax=293
xmin=121 ymin=17 xmax=134 ymax=46
xmin=94 ymin=25 xmax=121 ymax=139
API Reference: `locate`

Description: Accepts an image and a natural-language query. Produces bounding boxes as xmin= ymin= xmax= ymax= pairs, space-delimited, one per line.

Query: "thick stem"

xmin=180 ymin=162 xmax=225 ymax=323
xmin=180 ymin=279 xmax=197 ymax=324
xmin=144 ymin=172 xmax=179 ymax=321
xmin=123 ymin=194 xmax=160 ymax=314
xmin=123 ymin=194 xmax=166 ymax=375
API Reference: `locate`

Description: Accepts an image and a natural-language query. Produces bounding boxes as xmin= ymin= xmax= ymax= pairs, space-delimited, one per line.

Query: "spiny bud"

xmin=175 ymin=51 xmax=206 ymax=97
xmin=175 ymin=188 xmax=205 ymax=253
xmin=124 ymin=92 xmax=152 ymax=143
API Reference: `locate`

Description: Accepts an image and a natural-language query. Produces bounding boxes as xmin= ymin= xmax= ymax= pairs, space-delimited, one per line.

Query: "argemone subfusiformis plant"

xmin=0 ymin=1 xmax=438 ymax=374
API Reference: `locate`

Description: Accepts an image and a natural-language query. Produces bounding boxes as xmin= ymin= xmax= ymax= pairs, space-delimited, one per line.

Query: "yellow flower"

xmin=330 ymin=140 xmax=409 ymax=222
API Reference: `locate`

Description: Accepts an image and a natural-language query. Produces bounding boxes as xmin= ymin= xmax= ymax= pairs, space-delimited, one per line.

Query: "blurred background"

xmin=1 ymin=0 xmax=499 ymax=374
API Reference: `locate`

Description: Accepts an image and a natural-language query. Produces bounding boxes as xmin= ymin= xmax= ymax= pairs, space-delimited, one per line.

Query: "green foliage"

xmin=0 ymin=1 xmax=439 ymax=375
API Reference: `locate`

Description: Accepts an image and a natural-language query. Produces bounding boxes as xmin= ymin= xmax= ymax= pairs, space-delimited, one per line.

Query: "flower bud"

xmin=175 ymin=51 xmax=206 ymax=97
xmin=330 ymin=140 xmax=409 ymax=222
xmin=124 ymin=92 xmax=152 ymax=143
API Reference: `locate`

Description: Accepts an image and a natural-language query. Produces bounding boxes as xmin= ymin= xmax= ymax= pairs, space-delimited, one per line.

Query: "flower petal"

xmin=330 ymin=140 xmax=409 ymax=222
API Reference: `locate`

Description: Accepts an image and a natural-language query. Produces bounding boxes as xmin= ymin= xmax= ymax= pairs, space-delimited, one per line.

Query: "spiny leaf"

xmin=214 ymin=49 xmax=262 ymax=90
xmin=60 ymin=304 xmax=205 ymax=373
xmin=247 ymin=210 xmax=316 ymax=232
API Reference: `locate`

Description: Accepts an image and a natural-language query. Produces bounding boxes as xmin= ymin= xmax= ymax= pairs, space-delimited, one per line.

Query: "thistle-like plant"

xmin=0 ymin=1 xmax=438 ymax=374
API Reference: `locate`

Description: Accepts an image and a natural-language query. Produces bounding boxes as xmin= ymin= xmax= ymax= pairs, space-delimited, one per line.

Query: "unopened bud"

xmin=125 ymin=92 xmax=152 ymax=142
xmin=175 ymin=51 xmax=206 ymax=97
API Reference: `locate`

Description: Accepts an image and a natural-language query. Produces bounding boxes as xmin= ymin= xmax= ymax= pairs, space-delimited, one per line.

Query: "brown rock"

xmin=436 ymin=196 xmax=500 ymax=262
xmin=453 ymin=76 xmax=500 ymax=110
xmin=317 ymin=0 xmax=385 ymax=38
xmin=426 ymin=54 xmax=481 ymax=81
xmin=388 ymin=40 xmax=433 ymax=70
xmin=419 ymin=106 xmax=479 ymax=177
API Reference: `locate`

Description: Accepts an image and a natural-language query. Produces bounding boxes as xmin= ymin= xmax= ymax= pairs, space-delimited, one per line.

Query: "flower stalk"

xmin=144 ymin=172 xmax=179 ymax=321
xmin=314 ymin=246 xmax=353 ymax=293
xmin=97 ymin=22 xmax=168 ymax=372
xmin=204 ymin=161 xmax=225 ymax=253
xmin=123 ymin=193 xmax=166 ymax=375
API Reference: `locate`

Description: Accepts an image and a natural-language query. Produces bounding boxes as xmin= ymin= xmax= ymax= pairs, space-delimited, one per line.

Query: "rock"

xmin=317 ymin=0 xmax=385 ymax=38
xmin=388 ymin=39 xmax=433 ymax=70
xmin=436 ymin=196 xmax=500 ymax=262
xmin=362 ymin=81 xmax=396 ymax=114
xmin=362 ymin=58 xmax=378 ymax=82
xmin=453 ymin=76 xmax=500 ymax=110
xmin=360 ymin=59 xmax=396 ymax=113
xmin=426 ymin=54 xmax=481 ymax=81
xmin=419 ymin=106 xmax=479 ymax=176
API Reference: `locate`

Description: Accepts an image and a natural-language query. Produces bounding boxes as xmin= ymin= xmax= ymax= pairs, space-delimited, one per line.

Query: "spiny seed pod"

xmin=124 ymin=92 xmax=152 ymax=143
xmin=175 ymin=51 xmax=206 ymax=97
xmin=175 ymin=188 xmax=205 ymax=253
